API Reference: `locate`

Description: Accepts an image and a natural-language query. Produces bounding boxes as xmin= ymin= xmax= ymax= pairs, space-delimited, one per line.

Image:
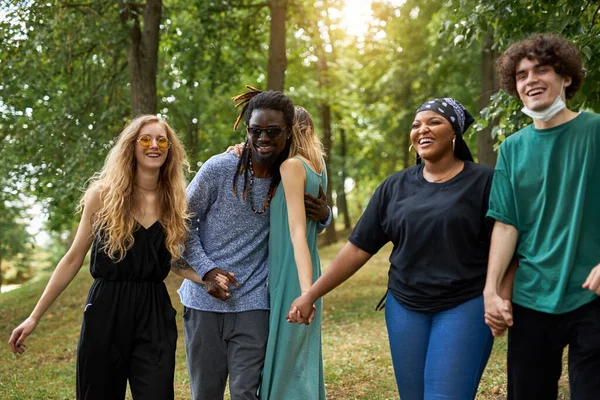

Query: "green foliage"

xmin=443 ymin=0 xmax=600 ymax=137
xmin=158 ymin=1 xmax=270 ymax=167
xmin=1 ymin=1 xmax=132 ymax=231
xmin=0 ymin=197 xmax=34 ymax=285
xmin=1 ymin=0 xmax=600 ymax=236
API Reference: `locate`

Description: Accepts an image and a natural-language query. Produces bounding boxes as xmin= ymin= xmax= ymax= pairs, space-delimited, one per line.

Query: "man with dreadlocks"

xmin=178 ymin=87 xmax=330 ymax=400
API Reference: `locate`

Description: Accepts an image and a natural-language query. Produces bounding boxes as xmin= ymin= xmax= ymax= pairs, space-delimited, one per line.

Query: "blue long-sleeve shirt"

xmin=178 ymin=152 xmax=332 ymax=313
xmin=178 ymin=152 xmax=272 ymax=312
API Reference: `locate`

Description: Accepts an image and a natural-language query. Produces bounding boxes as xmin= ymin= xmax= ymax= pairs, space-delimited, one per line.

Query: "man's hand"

xmin=203 ymin=268 xmax=240 ymax=301
xmin=484 ymin=291 xmax=513 ymax=337
xmin=583 ymin=264 xmax=600 ymax=295
xmin=287 ymin=293 xmax=316 ymax=325
xmin=304 ymin=184 xmax=328 ymax=222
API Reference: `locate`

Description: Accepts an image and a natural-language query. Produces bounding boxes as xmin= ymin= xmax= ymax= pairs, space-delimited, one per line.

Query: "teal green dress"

xmin=259 ymin=157 xmax=327 ymax=400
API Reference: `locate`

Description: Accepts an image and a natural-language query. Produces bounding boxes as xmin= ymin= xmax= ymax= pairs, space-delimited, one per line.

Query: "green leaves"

xmin=443 ymin=0 xmax=600 ymax=143
xmin=2 ymin=0 xmax=599 ymax=238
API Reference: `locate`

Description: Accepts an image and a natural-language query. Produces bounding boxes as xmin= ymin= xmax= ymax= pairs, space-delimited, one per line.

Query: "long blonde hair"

xmin=79 ymin=115 xmax=190 ymax=262
xmin=289 ymin=106 xmax=324 ymax=172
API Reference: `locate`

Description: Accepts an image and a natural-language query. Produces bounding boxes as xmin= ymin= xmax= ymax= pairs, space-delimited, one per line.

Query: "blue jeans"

xmin=385 ymin=293 xmax=493 ymax=400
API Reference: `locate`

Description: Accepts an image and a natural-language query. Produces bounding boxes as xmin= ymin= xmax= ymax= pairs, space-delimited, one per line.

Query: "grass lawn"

xmin=0 ymin=240 xmax=570 ymax=399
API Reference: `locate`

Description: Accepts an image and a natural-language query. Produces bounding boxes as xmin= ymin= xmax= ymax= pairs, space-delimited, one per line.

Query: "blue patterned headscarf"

xmin=414 ymin=97 xmax=475 ymax=163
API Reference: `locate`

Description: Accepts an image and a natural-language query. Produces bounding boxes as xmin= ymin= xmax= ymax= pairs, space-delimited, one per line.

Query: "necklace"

xmin=247 ymin=158 xmax=273 ymax=214
xmin=424 ymin=162 xmax=463 ymax=183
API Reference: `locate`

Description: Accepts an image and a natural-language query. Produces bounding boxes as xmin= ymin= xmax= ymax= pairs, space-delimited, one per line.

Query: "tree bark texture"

xmin=337 ymin=127 xmax=351 ymax=230
xmin=119 ymin=0 xmax=162 ymax=116
xmin=477 ymin=30 xmax=499 ymax=167
xmin=320 ymin=103 xmax=338 ymax=244
xmin=187 ymin=119 xmax=199 ymax=160
xmin=403 ymin=121 xmax=413 ymax=168
xmin=267 ymin=0 xmax=288 ymax=92
xmin=311 ymin=14 xmax=337 ymax=244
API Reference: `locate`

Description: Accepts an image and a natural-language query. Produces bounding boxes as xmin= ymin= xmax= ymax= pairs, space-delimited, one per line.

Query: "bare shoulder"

xmin=83 ymin=184 xmax=104 ymax=215
xmin=280 ymin=157 xmax=304 ymax=174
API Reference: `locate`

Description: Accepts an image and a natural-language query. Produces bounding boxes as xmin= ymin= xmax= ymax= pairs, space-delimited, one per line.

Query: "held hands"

xmin=287 ymin=293 xmax=316 ymax=325
xmin=583 ymin=264 xmax=600 ymax=295
xmin=483 ymin=291 xmax=513 ymax=337
xmin=8 ymin=316 xmax=39 ymax=354
xmin=304 ymin=184 xmax=328 ymax=222
xmin=203 ymin=268 xmax=240 ymax=301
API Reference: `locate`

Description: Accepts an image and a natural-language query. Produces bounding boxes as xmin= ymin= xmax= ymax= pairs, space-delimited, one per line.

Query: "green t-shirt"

xmin=487 ymin=112 xmax=600 ymax=314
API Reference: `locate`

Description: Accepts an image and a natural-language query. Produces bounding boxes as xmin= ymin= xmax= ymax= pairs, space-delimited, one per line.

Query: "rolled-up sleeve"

xmin=487 ymin=145 xmax=518 ymax=229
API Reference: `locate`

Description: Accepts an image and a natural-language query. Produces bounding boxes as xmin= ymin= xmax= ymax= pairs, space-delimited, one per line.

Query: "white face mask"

xmin=521 ymin=79 xmax=566 ymax=122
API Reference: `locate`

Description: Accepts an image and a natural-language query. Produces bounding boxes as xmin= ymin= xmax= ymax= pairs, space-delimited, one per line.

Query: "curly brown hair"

xmin=496 ymin=33 xmax=584 ymax=99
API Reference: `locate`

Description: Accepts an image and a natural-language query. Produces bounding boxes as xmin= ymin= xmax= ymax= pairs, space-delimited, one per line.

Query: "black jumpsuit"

xmin=76 ymin=222 xmax=177 ymax=400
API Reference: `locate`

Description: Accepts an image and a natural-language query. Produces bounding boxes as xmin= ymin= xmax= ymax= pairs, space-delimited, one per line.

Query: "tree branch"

xmin=118 ymin=0 xmax=142 ymax=45
xmin=591 ymin=3 xmax=600 ymax=30
xmin=61 ymin=2 xmax=94 ymax=7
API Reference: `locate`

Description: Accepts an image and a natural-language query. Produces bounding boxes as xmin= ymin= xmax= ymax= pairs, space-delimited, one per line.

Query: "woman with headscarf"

xmin=288 ymin=98 xmax=497 ymax=399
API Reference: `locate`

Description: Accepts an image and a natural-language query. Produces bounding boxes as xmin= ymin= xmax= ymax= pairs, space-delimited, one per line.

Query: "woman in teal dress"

xmin=259 ymin=106 xmax=327 ymax=400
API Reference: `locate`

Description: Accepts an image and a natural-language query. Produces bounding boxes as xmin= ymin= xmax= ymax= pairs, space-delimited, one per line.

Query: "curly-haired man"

xmin=483 ymin=33 xmax=600 ymax=399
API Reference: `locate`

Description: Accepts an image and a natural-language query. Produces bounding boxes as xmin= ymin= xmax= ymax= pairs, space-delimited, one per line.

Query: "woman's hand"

xmin=483 ymin=291 xmax=513 ymax=337
xmin=8 ymin=316 xmax=39 ymax=354
xmin=225 ymin=143 xmax=245 ymax=158
xmin=287 ymin=293 xmax=316 ymax=325
xmin=583 ymin=264 xmax=600 ymax=295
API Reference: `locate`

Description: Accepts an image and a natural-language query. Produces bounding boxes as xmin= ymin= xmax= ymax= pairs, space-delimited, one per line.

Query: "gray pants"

xmin=183 ymin=307 xmax=269 ymax=400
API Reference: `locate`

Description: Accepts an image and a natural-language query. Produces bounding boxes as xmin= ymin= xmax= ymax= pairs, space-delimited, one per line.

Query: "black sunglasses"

xmin=246 ymin=126 xmax=286 ymax=139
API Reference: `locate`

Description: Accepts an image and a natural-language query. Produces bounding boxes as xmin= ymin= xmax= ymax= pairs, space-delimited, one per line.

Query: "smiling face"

xmin=135 ymin=122 xmax=169 ymax=171
xmin=247 ymin=108 xmax=289 ymax=166
xmin=516 ymin=58 xmax=571 ymax=112
xmin=410 ymin=110 xmax=455 ymax=162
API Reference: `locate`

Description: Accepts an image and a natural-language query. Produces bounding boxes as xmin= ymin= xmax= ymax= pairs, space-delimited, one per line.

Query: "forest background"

xmin=1 ymin=1 xmax=599 ymax=398
xmin=1 ymin=0 xmax=599 ymax=322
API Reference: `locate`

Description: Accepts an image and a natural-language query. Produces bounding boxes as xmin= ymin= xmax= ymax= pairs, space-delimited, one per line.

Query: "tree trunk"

xmin=187 ymin=118 xmax=199 ymax=160
xmin=353 ymin=177 xmax=363 ymax=215
xmin=312 ymin=14 xmax=337 ymax=244
xmin=403 ymin=120 xmax=412 ymax=168
xmin=477 ymin=30 xmax=499 ymax=167
xmin=267 ymin=0 xmax=288 ymax=92
xmin=119 ymin=0 xmax=162 ymax=116
xmin=337 ymin=127 xmax=351 ymax=230
xmin=320 ymin=103 xmax=338 ymax=244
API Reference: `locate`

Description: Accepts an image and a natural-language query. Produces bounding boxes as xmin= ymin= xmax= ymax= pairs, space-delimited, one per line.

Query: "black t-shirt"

xmin=349 ymin=161 xmax=494 ymax=312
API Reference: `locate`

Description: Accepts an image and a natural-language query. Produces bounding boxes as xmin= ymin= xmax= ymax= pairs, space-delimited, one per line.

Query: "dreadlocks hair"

xmin=231 ymin=86 xmax=295 ymax=208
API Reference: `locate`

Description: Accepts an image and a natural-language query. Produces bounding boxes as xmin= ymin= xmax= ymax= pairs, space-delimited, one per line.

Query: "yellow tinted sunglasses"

xmin=137 ymin=135 xmax=171 ymax=150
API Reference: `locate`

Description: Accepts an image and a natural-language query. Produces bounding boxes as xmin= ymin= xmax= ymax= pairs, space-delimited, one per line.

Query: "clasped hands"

xmin=287 ymin=292 xmax=317 ymax=325
xmin=203 ymin=268 xmax=240 ymax=301
xmin=484 ymin=263 xmax=600 ymax=337
xmin=483 ymin=292 xmax=513 ymax=337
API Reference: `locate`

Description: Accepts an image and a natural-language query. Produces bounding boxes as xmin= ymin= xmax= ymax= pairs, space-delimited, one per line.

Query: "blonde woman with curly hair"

xmin=9 ymin=115 xmax=217 ymax=399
